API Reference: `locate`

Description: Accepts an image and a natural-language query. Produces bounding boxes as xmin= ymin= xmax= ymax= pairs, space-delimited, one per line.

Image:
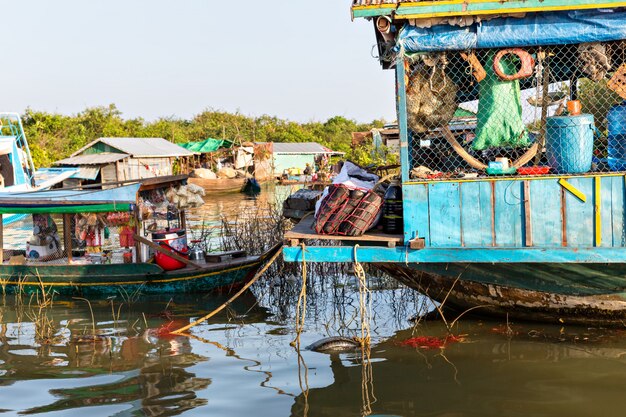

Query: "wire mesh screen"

xmin=404 ymin=41 xmax=626 ymax=180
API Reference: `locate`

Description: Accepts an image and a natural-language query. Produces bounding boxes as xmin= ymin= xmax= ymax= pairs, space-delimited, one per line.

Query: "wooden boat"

xmin=283 ymin=4 xmax=626 ymax=325
xmin=188 ymin=177 xmax=247 ymax=193
xmin=0 ymin=177 xmax=279 ymax=297
xmin=0 ymin=245 xmax=279 ymax=297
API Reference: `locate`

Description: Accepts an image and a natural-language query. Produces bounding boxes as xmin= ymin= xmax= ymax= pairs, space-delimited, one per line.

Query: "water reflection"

xmin=293 ymin=321 xmax=626 ymax=417
xmin=0 ymin=293 xmax=267 ymax=416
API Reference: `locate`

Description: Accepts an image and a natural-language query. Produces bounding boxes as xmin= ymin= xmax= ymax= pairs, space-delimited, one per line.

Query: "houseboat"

xmin=284 ymin=1 xmax=626 ymax=325
xmin=0 ymin=176 xmax=279 ymax=296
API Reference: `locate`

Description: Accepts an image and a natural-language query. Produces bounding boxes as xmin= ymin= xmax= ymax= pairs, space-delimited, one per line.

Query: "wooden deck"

xmin=284 ymin=216 xmax=403 ymax=248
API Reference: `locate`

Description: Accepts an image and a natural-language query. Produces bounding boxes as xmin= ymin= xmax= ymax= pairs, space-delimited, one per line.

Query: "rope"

xmin=171 ymin=247 xmax=281 ymax=335
xmin=290 ymin=242 xmax=308 ymax=347
xmin=354 ymin=244 xmax=376 ymax=414
xmin=353 ymin=245 xmax=371 ymax=347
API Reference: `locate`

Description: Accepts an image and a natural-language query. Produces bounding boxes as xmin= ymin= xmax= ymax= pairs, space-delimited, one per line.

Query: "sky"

xmin=0 ymin=0 xmax=395 ymax=123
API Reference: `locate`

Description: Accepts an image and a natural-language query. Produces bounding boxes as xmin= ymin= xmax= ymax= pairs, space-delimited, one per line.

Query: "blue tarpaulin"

xmin=398 ymin=9 xmax=626 ymax=53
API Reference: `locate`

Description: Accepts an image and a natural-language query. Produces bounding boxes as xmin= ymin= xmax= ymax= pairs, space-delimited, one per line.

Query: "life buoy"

xmin=493 ymin=48 xmax=535 ymax=81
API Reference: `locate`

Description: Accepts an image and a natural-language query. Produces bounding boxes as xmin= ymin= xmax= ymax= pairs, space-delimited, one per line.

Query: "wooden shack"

xmin=54 ymin=137 xmax=195 ymax=187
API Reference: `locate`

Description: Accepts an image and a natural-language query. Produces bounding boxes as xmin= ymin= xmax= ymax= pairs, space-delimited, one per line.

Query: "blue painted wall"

xmin=403 ymin=175 xmax=626 ymax=249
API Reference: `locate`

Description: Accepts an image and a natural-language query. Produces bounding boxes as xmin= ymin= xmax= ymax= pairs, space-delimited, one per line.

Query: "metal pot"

xmin=189 ymin=246 xmax=205 ymax=262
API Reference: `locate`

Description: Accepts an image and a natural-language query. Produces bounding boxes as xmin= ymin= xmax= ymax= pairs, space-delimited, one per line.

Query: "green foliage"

xmin=346 ymin=143 xmax=399 ymax=167
xmin=21 ymin=104 xmax=386 ymax=168
xmin=579 ymin=78 xmax=623 ymax=131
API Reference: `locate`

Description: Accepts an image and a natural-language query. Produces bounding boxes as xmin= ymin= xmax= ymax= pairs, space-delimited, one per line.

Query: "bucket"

xmin=545 ymin=114 xmax=595 ymax=174
xmin=151 ymin=228 xmax=188 ymax=271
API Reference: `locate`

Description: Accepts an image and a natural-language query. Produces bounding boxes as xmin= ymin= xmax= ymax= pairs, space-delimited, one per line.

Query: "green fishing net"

xmin=472 ymin=52 xmax=530 ymax=151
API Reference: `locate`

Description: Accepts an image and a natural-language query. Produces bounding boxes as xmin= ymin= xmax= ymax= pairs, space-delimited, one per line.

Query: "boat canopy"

xmin=0 ymin=183 xmax=140 ymax=214
xmin=178 ymin=138 xmax=234 ymax=153
xmin=398 ymin=9 xmax=626 ymax=53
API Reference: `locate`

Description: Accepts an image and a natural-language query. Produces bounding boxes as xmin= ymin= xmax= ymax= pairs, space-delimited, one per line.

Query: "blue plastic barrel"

xmin=545 ymin=114 xmax=595 ymax=174
xmin=608 ymin=101 xmax=626 ymax=171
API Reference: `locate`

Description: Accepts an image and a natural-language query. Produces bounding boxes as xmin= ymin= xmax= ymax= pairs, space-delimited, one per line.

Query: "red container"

xmin=517 ymin=166 xmax=551 ymax=175
xmin=151 ymin=229 xmax=188 ymax=271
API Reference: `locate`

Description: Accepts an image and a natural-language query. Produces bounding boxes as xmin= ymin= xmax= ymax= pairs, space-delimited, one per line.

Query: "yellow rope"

xmin=353 ymin=244 xmax=371 ymax=347
xmin=290 ymin=242 xmax=308 ymax=347
xmin=354 ymin=244 xmax=376 ymax=414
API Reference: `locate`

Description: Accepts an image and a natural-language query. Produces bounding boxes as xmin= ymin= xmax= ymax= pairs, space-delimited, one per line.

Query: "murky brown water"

xmin=2 ymin=184 xmax=626 ymax=416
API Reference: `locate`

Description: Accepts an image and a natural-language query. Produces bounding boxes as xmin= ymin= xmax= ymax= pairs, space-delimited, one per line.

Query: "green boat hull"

xmin=0 ymin=257 xmax=266 ymax=297
xmin=377 ymin=263 xmax=626 ymax=326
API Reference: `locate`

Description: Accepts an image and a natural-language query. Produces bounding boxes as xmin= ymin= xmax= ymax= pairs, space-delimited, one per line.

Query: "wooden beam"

xmin=523 ymin=181 xmax=533 ymax=247
xmin=0 ymin=214 xmax=3 ymax=264
xmin=595 ymin=176 xmax=602 ymax=247
xmin=352 ymin=0 xmax=626 ymax=19
xmin=132 ymin=234 xmax=203 ymax=269
xmin=63 ymin=214 xmax=73 ymax=262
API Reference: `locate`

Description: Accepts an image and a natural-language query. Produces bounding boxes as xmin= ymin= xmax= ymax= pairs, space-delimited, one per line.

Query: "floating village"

xmin=3 ymin=1 xmax=626 ymax=416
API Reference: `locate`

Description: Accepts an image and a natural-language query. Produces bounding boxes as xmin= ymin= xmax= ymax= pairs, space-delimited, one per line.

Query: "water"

xmin=3 ymin=185 xmax=626 ymax=416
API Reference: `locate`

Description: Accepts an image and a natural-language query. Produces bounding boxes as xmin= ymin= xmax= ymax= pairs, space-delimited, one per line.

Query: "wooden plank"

xmin=617 ymin=176 xmax=626 ymax=247
xmin=63 ymin=214 xmax=73 ymax=262
xmin=428 ymin=182 xmax=461 ymax=247
xmin=0 ymin=214 xmax=3 ymax=264
xmin=284 ymin=216 xmax=403 ymax=245
xmin=523 ymin=181 xmax=532 ymax=247
xmin=396 ymin=56 xmax=410 ymax=183
xmin=565 ymin=177 xmax=594 ymax=247
xmin=601 ymin=177 xmax=613 ymax=248
xmin=530 ymin=180 xmax=562 ymax=247
xmin=490 ymin=181 xmax=496 ymax=246
xmin=561 ymin=186 xmax=568 ymax=247
xmin=403 ymin=183 xmax=430 ymax=246
xmin=132 ymin=234 xmax=203 ymax=269
xmin=353 ymin=0 xmax=626 ymax=19
xmin=460 ymin=182 xmax=487 ymax=247
xmin=205 ymin=250 xmax=247 ymax=263
xmin=494 ymin=181 xmax=523 ymax=247
xmin=283 ymin=245 xmax=626 ymax=264
xmin=559 ymin=178 xmax=587 ymax=202
xmin=594 ymin=176 xmax=602 ymax=247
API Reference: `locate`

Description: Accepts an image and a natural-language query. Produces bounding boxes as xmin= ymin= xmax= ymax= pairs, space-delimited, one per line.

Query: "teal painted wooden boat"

xmin=0 ymin=244 xmax=279 ymax=297
xmin=283 ymin=5 xmax=626 ymax=325
xmin=0 ymin=176 xmax=279 ymax=297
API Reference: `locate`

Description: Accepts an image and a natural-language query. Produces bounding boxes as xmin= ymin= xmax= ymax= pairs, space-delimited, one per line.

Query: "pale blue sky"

xmin=0 ymin=0 xmax=395 ymax=123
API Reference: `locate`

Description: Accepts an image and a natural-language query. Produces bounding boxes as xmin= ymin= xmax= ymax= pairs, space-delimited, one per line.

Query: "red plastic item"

xmin=517 ymin=166 xmax=551 ymax=175
xmin=398 ymin=335 xmax=463 ymax=350
xmin=151 ymin=229 xmax=189 ymax=271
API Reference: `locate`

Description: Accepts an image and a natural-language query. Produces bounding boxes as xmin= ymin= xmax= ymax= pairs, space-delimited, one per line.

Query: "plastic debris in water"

xmin=398 ymin=335 xmax=463 ymax=350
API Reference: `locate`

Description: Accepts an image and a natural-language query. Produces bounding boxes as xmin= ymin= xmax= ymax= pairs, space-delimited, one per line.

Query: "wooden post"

xmin=134 ymin=206 xmax=142 ymax=263
xmin=523 ymin=181 xmax=533 ymax=247
xmin=63 ymin=214 xmax=73 ymax=262
xmin=180 ymin=210 xmax=187 ymax=230
xmin=0 ymin=214 xmax=3 ymax=264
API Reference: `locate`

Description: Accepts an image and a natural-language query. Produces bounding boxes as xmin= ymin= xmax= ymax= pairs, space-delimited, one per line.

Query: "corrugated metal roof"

xmin=99 ymin=137 xmax=196 ymax=157
xmin=71 ymin=137 xmax=196 ymax=158
xmin=271 ymin=142 xmax=344 ymax=155
xmin=54 ymin=153 xmax=129 ymax=166
xmin=71 ymin=166 xmax=101 ymax=180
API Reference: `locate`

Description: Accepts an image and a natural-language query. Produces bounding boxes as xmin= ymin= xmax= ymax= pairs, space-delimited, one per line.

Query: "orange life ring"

xmin=493 ymin=48 xmax=535 ymax=81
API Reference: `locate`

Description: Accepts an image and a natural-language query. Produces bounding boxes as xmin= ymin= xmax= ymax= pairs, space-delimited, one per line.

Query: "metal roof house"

xmin=54 ymin=137 xmax=195 ymax=186
xmin=267 ymin=142 xmax=344 ymax=177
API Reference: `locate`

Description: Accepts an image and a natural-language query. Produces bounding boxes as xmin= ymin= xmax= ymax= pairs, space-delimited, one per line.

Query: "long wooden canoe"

xmin=0 ymin=244 xmax=280 ymax=297
xmin=188 ymin=177 xmax=247 ymax=193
